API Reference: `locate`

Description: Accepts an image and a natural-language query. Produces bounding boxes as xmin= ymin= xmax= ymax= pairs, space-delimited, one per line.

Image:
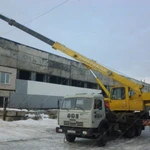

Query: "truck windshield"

xmin=61 ymin=97 xmax=92 ymax=110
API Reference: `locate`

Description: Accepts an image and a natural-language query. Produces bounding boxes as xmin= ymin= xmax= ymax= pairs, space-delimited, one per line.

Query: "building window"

xmin=49 ymin=75 xmax=58 ymax=84
xmin=87 ymin=82 xmax=97 ymax=89
xmin=19 ymin=70 xmax=31 ymax=80
xmin=0 ymin=72 xmax=10 ymax=84
xmin=36 ymin=73 xmax=44 ymax=82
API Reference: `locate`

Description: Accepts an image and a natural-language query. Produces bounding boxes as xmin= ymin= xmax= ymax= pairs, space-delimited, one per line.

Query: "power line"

xmin=24 ymin=0 xmax=69 ymax=24
xmin=0 ymin=0 xmax=69 ymax=36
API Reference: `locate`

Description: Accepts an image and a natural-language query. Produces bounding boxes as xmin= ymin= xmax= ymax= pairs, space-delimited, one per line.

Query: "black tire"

xmin=97 ymin=127 xmax=107 ymax=147
xmin=135 ymin=126 xmax=142 ymax=136
xmin=125 ymin=126 xmax=135 ymax=138
xmin=65 ymin=134 xmax=76 ymax=143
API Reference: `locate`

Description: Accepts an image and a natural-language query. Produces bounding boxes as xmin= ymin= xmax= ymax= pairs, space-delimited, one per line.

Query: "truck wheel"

xmin=97 ymin=127 xmax=107 ymax=147
xmin=135 ymin=126 xmax=142 ymax=136
xmin=65 ymin=134 xmax=76 ymax=142
xmin=125 ymin=126 xmax=135 ymax=138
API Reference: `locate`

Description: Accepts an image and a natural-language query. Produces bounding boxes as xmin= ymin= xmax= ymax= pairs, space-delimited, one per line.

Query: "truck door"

xmin=93 ymin=99 xmax=105 ymax=127
xmin=109 ymin=87 xmax=129 ymax=111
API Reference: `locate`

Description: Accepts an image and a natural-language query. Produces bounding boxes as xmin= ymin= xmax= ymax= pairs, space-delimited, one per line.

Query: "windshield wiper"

xmin=75 ymin=106 xmax=85 ymax=112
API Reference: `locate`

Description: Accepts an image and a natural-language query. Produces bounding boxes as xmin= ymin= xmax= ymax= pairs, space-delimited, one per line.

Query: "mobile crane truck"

xmin=0 ymin=14 xmax=150 ymax=147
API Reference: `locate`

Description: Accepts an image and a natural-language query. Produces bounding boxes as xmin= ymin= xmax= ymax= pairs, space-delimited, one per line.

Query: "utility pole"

xmin=3 ymin=97 xmax=8 ymax=121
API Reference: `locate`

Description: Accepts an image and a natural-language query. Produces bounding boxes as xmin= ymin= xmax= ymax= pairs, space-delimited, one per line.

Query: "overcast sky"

xmin=0 ymin=0 xmax=150 ymax=83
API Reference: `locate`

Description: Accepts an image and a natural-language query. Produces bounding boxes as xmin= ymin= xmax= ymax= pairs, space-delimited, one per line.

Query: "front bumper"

xmin=56 ymin=126 xmax=96 ymax=137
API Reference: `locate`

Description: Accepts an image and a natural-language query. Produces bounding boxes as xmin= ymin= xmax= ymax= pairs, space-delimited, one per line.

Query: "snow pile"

xmin=0 ymin=118 xmax=57 ymax=143
xmin=25 ymin=113 xmax=49 ymax=120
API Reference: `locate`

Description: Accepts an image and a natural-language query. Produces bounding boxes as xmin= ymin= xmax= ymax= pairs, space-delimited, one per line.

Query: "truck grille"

xmin=76 ymin=121 xmax=83 ymax=126
xmin=64 ymin=121 xmax=69 ymax=126
xmin=70 ymin=122 xmax=76 ymax=126
xmin=64 ymin=121 xmax=83 ymax=127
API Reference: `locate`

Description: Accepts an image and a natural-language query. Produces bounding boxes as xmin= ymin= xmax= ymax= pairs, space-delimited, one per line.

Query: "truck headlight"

xmin=58 ymin=129 xmax=63 ymax=132
xmin=82 ymin=131 xmax=88 ymax=135
xmin=56 ymin=127 xmax=63 ymax=133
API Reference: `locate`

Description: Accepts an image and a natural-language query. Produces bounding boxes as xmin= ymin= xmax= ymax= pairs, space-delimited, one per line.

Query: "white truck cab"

xmin=56 ymin=93 xmax=109 ymax=147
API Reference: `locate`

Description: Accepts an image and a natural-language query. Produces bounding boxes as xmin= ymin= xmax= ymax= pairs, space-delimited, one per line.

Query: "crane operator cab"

xmin=108 ymin=86 xmax=144 ymax=111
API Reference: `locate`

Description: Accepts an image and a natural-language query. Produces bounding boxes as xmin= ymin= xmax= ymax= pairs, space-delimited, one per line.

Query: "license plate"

xmin=67 ymin=130 xmax=76 ymax=133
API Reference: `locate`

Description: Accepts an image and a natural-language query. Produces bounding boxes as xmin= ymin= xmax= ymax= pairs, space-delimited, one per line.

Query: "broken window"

xmin=58 ymin=77 xmax=68 ymax=85
xmin=72 ymin=79 xmax=78 ymax=87
xmin=36 ymin=73 xmax=44 ymax=82
xmin=71 ymin=80 xmax=84 ymax=87
xmin=87 ymin=82 xmax=98 ymax=89
xmin=19 ymin=70 xmax=31 ymax=80
xmin=49 ymin=75 xmax=58 ymax=84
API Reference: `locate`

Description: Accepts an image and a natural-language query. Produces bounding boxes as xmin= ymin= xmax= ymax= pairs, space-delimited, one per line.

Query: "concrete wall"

xmin=0 ymin=90 xmax=10 ymax=97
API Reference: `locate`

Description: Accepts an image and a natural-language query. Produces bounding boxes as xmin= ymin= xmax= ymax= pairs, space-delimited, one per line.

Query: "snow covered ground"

xmin=0 ymin=118 xmax=150 ymax=150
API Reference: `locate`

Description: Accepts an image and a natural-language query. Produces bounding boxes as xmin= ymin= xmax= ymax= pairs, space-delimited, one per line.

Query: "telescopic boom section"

xmin=0 ymin=14 xmax=55 ymax=46
xmin=0 ymin=14 xmax=143 ymax=94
